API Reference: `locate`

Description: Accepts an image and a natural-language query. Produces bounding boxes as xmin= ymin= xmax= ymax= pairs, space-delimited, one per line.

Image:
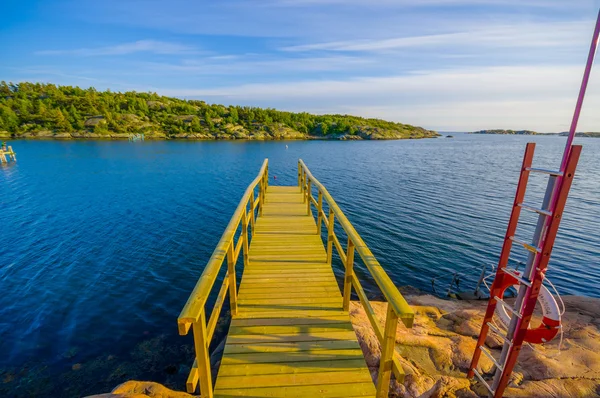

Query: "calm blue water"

xmin=1 ymin=135 xmax=599 ymax=395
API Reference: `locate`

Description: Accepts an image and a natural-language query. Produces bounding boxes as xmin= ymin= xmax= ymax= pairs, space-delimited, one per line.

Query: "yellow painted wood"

xmin=192 ymin=313 xmax=213 ymax=397
xmin=206 ymin=274 xmax=229 ymax=343
xmin=230 ymin=314 xmax=350 ymax=327
xmin=186 ymin=359 xmax=199 ymax=394
xmin=214 ymin=185 xmax=376 ymax=398
xmin=375 ymin=304 xmax=399 ymax=397
xmin=238 ymin=297 xmax=343 ymax=306
xmin=343 ymin=238 xmax=355 ymax=311
xmin=237 ymin=282 xmax=339 ymax=290
xmin=178 ymin=159 xmax=268 ymax=331
xmin=352 ymin=274 xmax=384 ymax=343
xmin=238 ymin=291 xmax=339 ymax=299
xmin=298 ymin=159 xmax=414 ymax=328
xmin=242 ymin=206 xmax=249 ymax=267
xmin=239 ymin=285 xmax=340 ymax=294
xmin=180 ymin=161 xmax=415 ymax=397
xmin=229 ymin=322 xmax=354 ymax=335
xmin=221 ymin=349 xmax=366 ymax=366
xmin=242 ymin=269 xmax=334 ymax=276
xmin=218 ymin=358 xmax=370 ymax=377
xmin=326 ymin=207 xmax=334 ymax=265
xmin=227 ymin=242 xmax=238 ymax=316
xmin=214 ymin=382 xmax=376 ymax=397
xmin=215 ymin=369 xmax=373 ymax=390
xmin=225 ymin=331 xmax=360 ymax=345
xmin=232 ymin=309 xmax=349 ymax=320
xmin=223 ymin=339 xmax=362 ymax=354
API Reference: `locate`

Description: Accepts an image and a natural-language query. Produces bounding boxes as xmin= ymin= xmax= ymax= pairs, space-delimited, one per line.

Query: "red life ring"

xmin=495 ymin=271 xmax=561 ymax=344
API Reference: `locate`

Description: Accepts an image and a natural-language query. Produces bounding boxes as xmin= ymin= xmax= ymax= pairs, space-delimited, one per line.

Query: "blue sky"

xmin=1 ymin=0 xmax=599 ymax=131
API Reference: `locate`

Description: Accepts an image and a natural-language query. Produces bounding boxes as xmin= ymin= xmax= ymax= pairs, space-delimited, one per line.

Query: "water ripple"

xmin=0 ymin=136 xmax=598 ymax=389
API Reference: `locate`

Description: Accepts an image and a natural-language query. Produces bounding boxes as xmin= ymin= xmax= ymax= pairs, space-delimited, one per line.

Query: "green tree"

xmin=54 ymin=109 xmax=72 ymax=131
xmin=0 ymin=105 xmax=18 ymax=131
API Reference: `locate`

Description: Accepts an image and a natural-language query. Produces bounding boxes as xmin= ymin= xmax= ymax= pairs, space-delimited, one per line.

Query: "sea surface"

xmin=1 ymin=134 xmax=598 ymax=396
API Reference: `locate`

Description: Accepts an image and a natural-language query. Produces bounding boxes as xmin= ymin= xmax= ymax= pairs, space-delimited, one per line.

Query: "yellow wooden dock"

xmin=178 ymin=160 xmax=414 ymax=398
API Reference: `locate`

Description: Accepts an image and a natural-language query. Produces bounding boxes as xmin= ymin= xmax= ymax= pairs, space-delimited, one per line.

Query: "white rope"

xmin=545 ymin=276 xmax=566 ymax=316
xmin=527 ymin=277 xmax=565 ymax=357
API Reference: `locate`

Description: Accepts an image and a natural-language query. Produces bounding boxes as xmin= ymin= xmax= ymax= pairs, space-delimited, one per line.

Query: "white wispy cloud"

xmin=150 ymin=65 xmax=600 ymax=131
xmin=282 ymin=20 xmax=591 ymax=52
xmin=69 ymin=0 xmax=594 ymax=40
xmin=270 ymin=0 xmax=575 ymax=7
xmin=141 ymin=55 xmax=373 ymax=75
xmin=36 ymin=40 xmax=198 ymax=56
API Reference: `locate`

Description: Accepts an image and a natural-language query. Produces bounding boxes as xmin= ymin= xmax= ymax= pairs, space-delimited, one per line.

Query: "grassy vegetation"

xmin=0 ymin=82 xmax=438 ymax=140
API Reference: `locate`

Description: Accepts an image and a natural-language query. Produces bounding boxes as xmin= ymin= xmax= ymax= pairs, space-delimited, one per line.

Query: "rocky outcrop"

xmin=86 ymin=381 xmax=193 ymax=398
xmin=348 ymin=294 xmax=600 ymax=397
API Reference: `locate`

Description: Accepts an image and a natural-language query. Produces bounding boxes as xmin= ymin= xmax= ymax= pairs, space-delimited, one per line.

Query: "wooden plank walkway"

xmin=213 ymin=186 xmax=376 ymax=397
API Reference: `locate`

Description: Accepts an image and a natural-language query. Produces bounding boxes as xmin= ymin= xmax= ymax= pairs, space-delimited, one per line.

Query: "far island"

xmin=558 ymin=131 xmax=600 ymax=137
xmin=469 ymin=129 xmax=539 ymax=135
xmin=0 ymin=82 xmax=439 ymax=141
xmin=469 ymin=129 xmax=599 ymax=137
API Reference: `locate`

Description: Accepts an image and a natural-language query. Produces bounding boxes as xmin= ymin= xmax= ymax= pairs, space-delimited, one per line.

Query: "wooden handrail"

xmin=178 ymin=159 xmax=268 ymax=332
xmin=177 ymin=159 xmax=268 ymax=396
xmin=299 ymin=159 xmax=414 ymax=397
xmin=298 ymin=159 xmax=414 ymax=326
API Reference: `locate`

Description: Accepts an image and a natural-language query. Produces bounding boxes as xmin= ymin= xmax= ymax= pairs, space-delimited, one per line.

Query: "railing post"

xmin=242 ymin=206 xmax=249 ymax=268
xmin=343 ymin=238 xmax=355 ymax=311
xmin=227 ymin=241 xmax=238 ymax=315
xmin=326 ymin=208 xmax=335 ymax=265
xmin=192 ymin=311 xmax=213 ymax=398
xmin=307 ymin=179 xmax=312 ymax=215
xmin=259 ymin=178 xmax=264 ymax=217
xmin=317 ymin=191 xmax=323 ymax=235
xmin=376 ymin=305 xmax=399 ymax=397
xmin=301 ymin=169 xmax=306 ymax=203
xmin=249 ymin=190 xmax=256 ymax=238
xmin=298 ymin=161 xmax=302 ymax=189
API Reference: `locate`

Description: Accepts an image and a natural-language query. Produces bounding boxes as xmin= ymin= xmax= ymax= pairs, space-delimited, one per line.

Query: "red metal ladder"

xmin=467 ymin=142 xmax=581 ymax=397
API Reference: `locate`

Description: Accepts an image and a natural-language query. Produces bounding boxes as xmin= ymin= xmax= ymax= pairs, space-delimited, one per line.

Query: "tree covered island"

xmin=469 ymin=129 xmax=539 ymax=135
xmin=0 ymin=82 xmax=439 ymax=140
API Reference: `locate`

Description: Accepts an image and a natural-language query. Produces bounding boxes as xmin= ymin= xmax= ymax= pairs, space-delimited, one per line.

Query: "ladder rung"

xmin=472 ymin=368 xmax=495 ymax=394
xmin=518 ymin=203 xmax=552 ymax=217
xmin=486 ymin=322 xmax=513 ymax=345
xmin=501 ymin=267 xmax=533 ymax=287
xmin=509 ymin=236 xmax=541 ymax=253
xmin=494 ymin=296 xmax=523 ymax=318
xmin=526 ymin=167 xmax=563 ymax=176
xmin=479 ymin=345 xmax=504 ymax=371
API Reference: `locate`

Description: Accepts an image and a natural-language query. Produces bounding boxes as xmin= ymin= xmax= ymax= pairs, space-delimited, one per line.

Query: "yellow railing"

xmin=298 ymin=159 xmax=415 ymax=397
xmin=177 ymin=159 xmax=268 ymax=397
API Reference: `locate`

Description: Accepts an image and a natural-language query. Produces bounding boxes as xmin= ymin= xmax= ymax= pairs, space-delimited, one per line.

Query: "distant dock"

xmin=0 ymin=143 xmax=16 ymax=163
xmin=128 ymin=133 xmax=145 ymax=142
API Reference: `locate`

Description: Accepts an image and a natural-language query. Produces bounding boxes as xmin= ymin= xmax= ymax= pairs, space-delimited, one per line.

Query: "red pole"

xmin=560 ymin=8 xmax=600 ymax=172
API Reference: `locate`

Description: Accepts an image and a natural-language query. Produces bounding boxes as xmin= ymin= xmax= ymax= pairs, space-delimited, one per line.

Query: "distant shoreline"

xmin=0 ymin=133 xmax=441 ymax=141
xmin=469 ymin=129 xmax=600 ymax=137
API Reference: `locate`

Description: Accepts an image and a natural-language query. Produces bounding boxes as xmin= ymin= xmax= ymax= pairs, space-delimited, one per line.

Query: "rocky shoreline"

xmin=87 ymin=293 xmax=600 ymax=398
xmin=0 ymin=128 xmax=439 ymax=141
xmin=469 ymin=129 xmax=539 ymax=135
